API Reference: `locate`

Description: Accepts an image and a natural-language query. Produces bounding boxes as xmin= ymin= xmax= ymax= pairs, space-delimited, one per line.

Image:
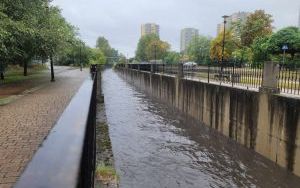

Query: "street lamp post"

xmin=0 ymin=61 xmax=4 ymax=80
xmin=282 ymin=44 xmax=288 ymax=65
xmin=50 ymin=54 xmax=55 ymax=82
xmin=154 ymin=43 xmax=157 ymax=64
xmin=221 ymin=15 xmax=229 ymax=71
xmin=80 ymin=42 xmax=83 ymax=71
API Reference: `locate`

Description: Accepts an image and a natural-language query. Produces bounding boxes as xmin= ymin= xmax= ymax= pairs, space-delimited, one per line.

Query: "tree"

xmin=55 ymin=40 xmax=91 ymax=67
xmin=96 ymin=37 xmax=111 ymax=56
xmin=135 ymin=34 xmax=159 ymax=61
xmin=39 ymin=5 xmax=78 ymax=81
xmin=96 ymin=36 xmax=119 ymax=64
xmin=118 ymin=54 xmax=127 ymax=64
xmin=187 ymin=35 xmax=211 ymax=64
xmin=89 ymin=48 xmax=106 ymax=65
xmin=0 ymin=0 xmax=80 ymax=81
xmin=241 ymin=10 xmax=273 ymax=47
xmin=210 ymin=31 xmax=238 ymax=62
xmin=1 ymin=0 xmax=51 ymax=76
xmin=164 ymin=51 xmax=181 ymax=64
xmin=145 ymin=39 xmax=170 ymax=61
xmin=251 ymin=36 xmax=272 ymax=62
xmin=267 ymin=27 xmax=300 ymax=59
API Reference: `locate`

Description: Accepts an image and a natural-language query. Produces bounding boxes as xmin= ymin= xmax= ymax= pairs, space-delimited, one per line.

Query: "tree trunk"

xmin=50 ymin=54 xmax=55 ymax=82
xmin=23 ymin=60 xmax=28 ymax=76
xmin=0 ymin=72 xmax=4 ymax=80
xmin=291 ymin=52 xmax=295 ymax=60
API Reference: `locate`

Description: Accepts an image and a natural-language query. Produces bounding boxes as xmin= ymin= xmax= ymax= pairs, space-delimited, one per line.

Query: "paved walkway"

xmin=0 ymin=67 xmax=89 ymax=188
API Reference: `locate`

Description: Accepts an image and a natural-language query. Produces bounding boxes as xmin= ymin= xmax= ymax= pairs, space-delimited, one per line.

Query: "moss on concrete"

xmin=95 ymin=73 xmax=119 ymax=187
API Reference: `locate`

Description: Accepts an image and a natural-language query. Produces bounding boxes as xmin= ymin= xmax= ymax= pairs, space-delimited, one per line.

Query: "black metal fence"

xmin=277 ymin=65 xmax=300 ymax=95
xmin=116 ymin=63 xmax=300 ymax=95
xmin=15 ymin=68 xmax=98 ymax=188
xmin=183 ymin=64 xmax=263 ymax=89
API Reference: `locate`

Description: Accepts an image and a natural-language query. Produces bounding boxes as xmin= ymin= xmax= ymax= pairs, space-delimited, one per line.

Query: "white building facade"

xmin=180 ymin=28 xmax=199 ymax=53
xmin=141 ymin=23 xmax=160 ymax=37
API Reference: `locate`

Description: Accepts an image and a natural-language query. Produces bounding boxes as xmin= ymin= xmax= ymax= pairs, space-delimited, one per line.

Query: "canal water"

xmin=102 ymin=69 xmax=300 ymax=188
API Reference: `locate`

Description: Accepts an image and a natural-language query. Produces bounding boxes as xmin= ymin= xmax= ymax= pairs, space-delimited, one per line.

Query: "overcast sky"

xmin=52 ymin=0 xmax=299 ymax=57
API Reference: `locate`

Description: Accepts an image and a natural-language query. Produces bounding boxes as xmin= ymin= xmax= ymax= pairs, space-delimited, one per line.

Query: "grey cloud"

xmin=52 ymin=0 xmax=300 ymax=57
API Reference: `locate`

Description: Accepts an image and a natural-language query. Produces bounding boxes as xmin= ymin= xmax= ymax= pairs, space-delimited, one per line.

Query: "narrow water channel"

xmin=102 ymin=69 xmax=300 ymax=188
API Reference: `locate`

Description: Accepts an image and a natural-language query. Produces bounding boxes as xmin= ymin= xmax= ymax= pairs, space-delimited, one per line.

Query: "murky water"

xmin=102 ymin=69 xmax=300 ymax=188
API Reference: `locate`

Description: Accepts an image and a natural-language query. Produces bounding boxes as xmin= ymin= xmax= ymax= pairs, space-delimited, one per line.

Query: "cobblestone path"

xmin=0 ymin=67 xmax=89 ymax=188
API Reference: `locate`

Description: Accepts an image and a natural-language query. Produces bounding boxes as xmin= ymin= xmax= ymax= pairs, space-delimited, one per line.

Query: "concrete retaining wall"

xmin=117 ymin=68 xmax=300 ymax=176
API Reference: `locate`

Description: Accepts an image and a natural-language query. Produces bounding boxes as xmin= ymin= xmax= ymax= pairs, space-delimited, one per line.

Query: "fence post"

xmin=177 ymin=63 xmax=184 ymax=78
xmin=207 ymin=64 xmax=210 ymax=83
xmin=151 ymin=64 xmax=155 ymax=73
xmin=138 ymin=64 xmax=140 ymax=71
xmin=259 ymin=61 xmax=280 ymax=94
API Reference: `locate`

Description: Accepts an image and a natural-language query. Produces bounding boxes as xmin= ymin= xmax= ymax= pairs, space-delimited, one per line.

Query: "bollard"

xmin=177 ymin=63 xmax=184 ymax=78
xmin=151 ymin=64 xmax=155 ymax=73
xmin=259 ymin=61 xmax=280 ymax=94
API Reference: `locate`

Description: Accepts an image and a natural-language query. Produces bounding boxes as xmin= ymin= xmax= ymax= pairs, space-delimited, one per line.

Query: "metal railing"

xmin=116 ymin=63 xmax=300 ymax=95
xmin=278 ymin=64 xmax=300 ymax=95
xmin=184 ymin=64 xmax=263 ymax=89
xmin=155 ymin=64 xmax=178 ymax=75
xmin=15 ymin=69 xmax=98 ymax=188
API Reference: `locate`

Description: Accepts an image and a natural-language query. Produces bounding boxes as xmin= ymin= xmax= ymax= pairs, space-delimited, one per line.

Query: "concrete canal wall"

xmin=117 ymin=68 xmax=300 ymax=177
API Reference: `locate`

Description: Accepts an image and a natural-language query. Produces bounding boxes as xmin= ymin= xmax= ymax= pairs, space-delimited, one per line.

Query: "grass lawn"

xmin=0 ymin=64 xmax=49 ymax=105
xmin=1 ymin=64 xmax=48 ymax=85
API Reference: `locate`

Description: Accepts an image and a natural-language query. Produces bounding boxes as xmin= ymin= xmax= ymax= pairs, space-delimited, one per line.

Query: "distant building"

xmin=216 ymin=11 xmax=250 ymax=35
xmin=180 ymin=28 xmax=199 ymax=53
xmin=217 ymin=23 xmax=224 ymax=35
xmin=141 ymin=23 xmax=159 ymax=37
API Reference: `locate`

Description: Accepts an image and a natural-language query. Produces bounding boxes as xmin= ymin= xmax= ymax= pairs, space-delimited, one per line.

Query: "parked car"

xmin=183 ymin=62 xmax=197 ymax=70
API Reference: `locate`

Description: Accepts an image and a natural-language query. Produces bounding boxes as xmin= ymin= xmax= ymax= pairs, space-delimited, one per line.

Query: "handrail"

xmin=14 ymin=72 xmax=97 ymax=188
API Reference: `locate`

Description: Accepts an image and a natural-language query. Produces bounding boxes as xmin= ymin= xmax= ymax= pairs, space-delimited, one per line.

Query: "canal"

xmin=102 ymin=69 xmax=300 ymax=188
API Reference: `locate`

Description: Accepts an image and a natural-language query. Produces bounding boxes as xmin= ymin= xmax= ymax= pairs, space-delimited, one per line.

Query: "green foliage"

xmin=187 ymin=35 xmax=211 ymax=64
xmin=212 ymin=10 xmax=273 ymax=63
xmin=96 ymin=37 xmax=111 ymax=56
xmin=135 ymin=34 xmax=159 ymax=61
xmin=89 ymin=48 xmax=106 ymax=65
xmin=0 ymin=0 xmax=81 ymax=76
xmin=232 ymin=47 xmax=253 ymax=64
xmin=267 ymin=27 xmax=300 ymax=59
xmin=164 ymin=51 xmax=181 ymax=64
xmin=96 ymin=36 xmax=119 ymax=64
xmin=210 ymin=31 xmax=238 ymax=62
xmin=145 ymin=39 xmax=170 ymax=61
xmin=250 ymin=27 xmax=300 ymax=63
xmin=96 ymin=163 xmax=119 ymax=183
xmin=55 ymin=41 xmax=91 ymax=66
xmin=240 ymin=10 xmax=273 ymax=47
xmin=118 ymin=54 xmax=127 ymax=64
xmin=251 ymin=36 xmax=272 ymax=62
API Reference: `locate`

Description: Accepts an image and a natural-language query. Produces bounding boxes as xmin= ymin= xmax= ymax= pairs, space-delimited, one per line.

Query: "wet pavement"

xmin=0 ymin=67 xmax=88 ymax=188
xmin=102 ymin=69 xmax=300 ymax=188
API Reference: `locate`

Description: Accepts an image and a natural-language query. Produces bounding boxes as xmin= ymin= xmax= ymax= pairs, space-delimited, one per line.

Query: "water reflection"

xmin=102 ymin=69 xmax=300 ymax=188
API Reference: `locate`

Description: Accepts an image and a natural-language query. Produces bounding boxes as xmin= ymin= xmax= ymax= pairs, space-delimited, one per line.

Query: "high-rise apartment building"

xmin=180 ymin=28 xmax=199 ymax=52
xmin=141 ymin=23 xmax=159 ymax=37
xmin=216 ymin=11 xmax=250 ymax=35
xmin=217 ymin=23 xmax=224 ymax=35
